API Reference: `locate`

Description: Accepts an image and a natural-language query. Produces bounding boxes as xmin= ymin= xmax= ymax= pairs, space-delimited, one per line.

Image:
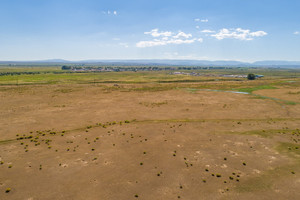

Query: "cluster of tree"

xmin=0 ymin=71 xmax=77 ymax=76
xmin=247 ymin=73 xmax=256 ymax=80
xmin=0 ymin=72 xmax=42 ymax=76
xmin=61 ymin=65 xmax=72 ymax=70
xmin=177 ymin=66 xmax=233 ymax=70
xmin=61 ymin=65 xmax=178 ymax=71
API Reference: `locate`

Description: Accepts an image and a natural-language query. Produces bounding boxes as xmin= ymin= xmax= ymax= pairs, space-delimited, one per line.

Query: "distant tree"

xmin=247 ymin=73 xmax=256 ymax=80
xmin=62 ymin=65 xmax=71 ymax=70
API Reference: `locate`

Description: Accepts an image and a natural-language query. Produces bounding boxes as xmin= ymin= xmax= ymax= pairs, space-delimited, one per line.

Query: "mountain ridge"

xmin=1 ymin=59 xmax=300 ymax=67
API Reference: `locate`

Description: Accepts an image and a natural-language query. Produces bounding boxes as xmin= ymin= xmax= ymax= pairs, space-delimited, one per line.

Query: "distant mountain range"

xmin=1 ymin=59 xmax=300 ymax=67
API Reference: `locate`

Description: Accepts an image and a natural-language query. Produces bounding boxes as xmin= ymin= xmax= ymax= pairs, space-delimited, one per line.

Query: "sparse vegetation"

xmin=0 ymin=66 xmax=299 ymax=199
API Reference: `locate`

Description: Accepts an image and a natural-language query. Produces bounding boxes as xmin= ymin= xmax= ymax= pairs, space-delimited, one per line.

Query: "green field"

xmin=0 ymin=66 xmax=299 ymax=86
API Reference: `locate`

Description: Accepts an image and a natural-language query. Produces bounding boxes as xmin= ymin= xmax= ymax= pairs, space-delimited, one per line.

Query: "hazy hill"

xmin=1 ymin=59 xmax=300 ymax=67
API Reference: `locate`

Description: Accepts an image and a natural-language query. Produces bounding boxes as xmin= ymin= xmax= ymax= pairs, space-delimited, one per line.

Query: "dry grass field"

xmin=0 ymin=69 xmax=299 ymax=200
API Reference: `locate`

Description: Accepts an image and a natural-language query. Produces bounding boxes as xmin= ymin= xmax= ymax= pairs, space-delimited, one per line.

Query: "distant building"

xmin=255 ymin=75 xmax=264 ymax=78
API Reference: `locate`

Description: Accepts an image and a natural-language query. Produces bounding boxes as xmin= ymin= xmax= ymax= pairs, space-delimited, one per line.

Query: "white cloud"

xmin=173 ymin=31 xmax=192 ymax=39
xmin=294 ymin=31 xmax=299 ymax=35
xmin=136 ymin=29 xmax=202 ymax=48
xmin=102 ymin=10 xmax=117 ymax=16
xmin=112 ymin=38 xmax=120 ymax=41
xmin=201 ymin=29 xmax=215 ymax=33
xmin=195 ymin=18 xmax=208 ymax=22
xmin=136 ymin=38 xmax=200 ymax=48
xmin=249 ymin=30 xmax=267 ymax=37
xmin=144 ymin=29 xmax=172 ymax=37
xmin=211 ymin=28 xmax=267 ymax=40
xmin=196 ymin=26 xmax=200 ymax=29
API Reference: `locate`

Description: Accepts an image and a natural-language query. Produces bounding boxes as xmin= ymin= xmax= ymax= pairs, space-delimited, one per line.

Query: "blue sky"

xmin=0 ymin=0 xmax=299 ymax=61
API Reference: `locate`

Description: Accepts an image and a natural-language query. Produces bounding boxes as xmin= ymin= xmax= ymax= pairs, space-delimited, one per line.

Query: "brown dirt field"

xmin=0 ymin=83 xmax=299 ymax=200
xmin=254 ymin=88 xmax=300 ymax=102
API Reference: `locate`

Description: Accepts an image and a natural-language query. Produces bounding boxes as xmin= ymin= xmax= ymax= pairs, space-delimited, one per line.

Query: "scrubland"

xmin=0 ymin=67 xmax=299 ymax=199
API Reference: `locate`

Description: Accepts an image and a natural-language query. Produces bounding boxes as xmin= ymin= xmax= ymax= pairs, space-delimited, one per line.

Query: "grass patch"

xmin=235 ymin=162 xmax=298 ymax=193
xmin=139 ymin=101 xmax=168 ymax=107
xmin=288 ymin=91 xmax=300 ymax=95
xmin=276 ymin=142 xmax=300 ymax=159
xmin=225 ymin=129 xmax=300 ymax=138
xmin=236 ymin=142 xmax=300 ymax=193
xmin=0 ymin=139 xmax=16 ymax=145
xmin=54 ymin=88 xmax=74 ymax=93
xmin=135 ymin=118 xmax=300 ymax=124
xmin=235 ymin=173 xmax=273 ymax=193
xmin=237 ymin=85 xmax=277 ymax=94
xmin=225 ymin=130 xmax=275 ymax=138
xmin=185 ymin=86 xmax=298 ymax=105
xmin=284 ymin=101 xmax=297 ymax=105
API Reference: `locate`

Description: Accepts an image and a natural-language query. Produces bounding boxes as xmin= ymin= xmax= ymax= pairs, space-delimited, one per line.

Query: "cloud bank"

xmin=136 ymin=29 xmax=203 ymax=48
xmin=201 ymin=29 xmax=215 ymax=33
xmin=210 ymin=28 xmax=267 ymax=40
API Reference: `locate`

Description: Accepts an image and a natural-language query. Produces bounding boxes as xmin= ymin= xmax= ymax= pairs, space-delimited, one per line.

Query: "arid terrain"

xmin=0 ymin=70 xmax=299 ymax=200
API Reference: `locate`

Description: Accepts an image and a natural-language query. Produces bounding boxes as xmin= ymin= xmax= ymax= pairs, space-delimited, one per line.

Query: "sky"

xmin=0 ymin=0 xmax=300 ymax=62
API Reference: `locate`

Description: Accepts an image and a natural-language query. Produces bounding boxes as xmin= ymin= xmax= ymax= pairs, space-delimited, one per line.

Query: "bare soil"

xmin=0 ymin=83 xmax=299 ymax=200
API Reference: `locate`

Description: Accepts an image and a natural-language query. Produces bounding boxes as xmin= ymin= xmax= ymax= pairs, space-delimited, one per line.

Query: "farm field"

xmin=0 ymin=67 xmax=300 ymax=200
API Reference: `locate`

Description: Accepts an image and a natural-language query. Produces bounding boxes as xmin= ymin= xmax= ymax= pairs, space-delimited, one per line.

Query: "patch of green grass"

xmin=54 ymin=88 xmax=74 ymax=93
xmin=236 ymin=141 xmax=300 ymax=193
xmin=225 ymin=129 xmax=300 ymax=138
xmin=185 ymin=85 xmax=298 ymax=105
xmin=0 ymin=139 xmax=16 ymax=145
xmin=236 ymin=160 xmax=299 ymax=193
xmin=276 ymin=142 xmax=300 ymax=159
xmin=283 ymin=101 xmax=297 ymax=105
xmin=288 ymin=91 xmax=300 ymax=95
xmin=0 ymin=66 xmax=299 ymax=86
xmin=251 ymin=94 xmax=298 ymax=105
xmin=139 ymin=101 xmax=168 ymax=107
xmin=234 ymin=169 xmax=273 ymax=192
xmin=238 ymin=85 xmax=277 ymax=94
xmin=250 ymin=95 xmax=269 ymax=100
xmin=136 ymin=118 xmax=300 ymax=125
